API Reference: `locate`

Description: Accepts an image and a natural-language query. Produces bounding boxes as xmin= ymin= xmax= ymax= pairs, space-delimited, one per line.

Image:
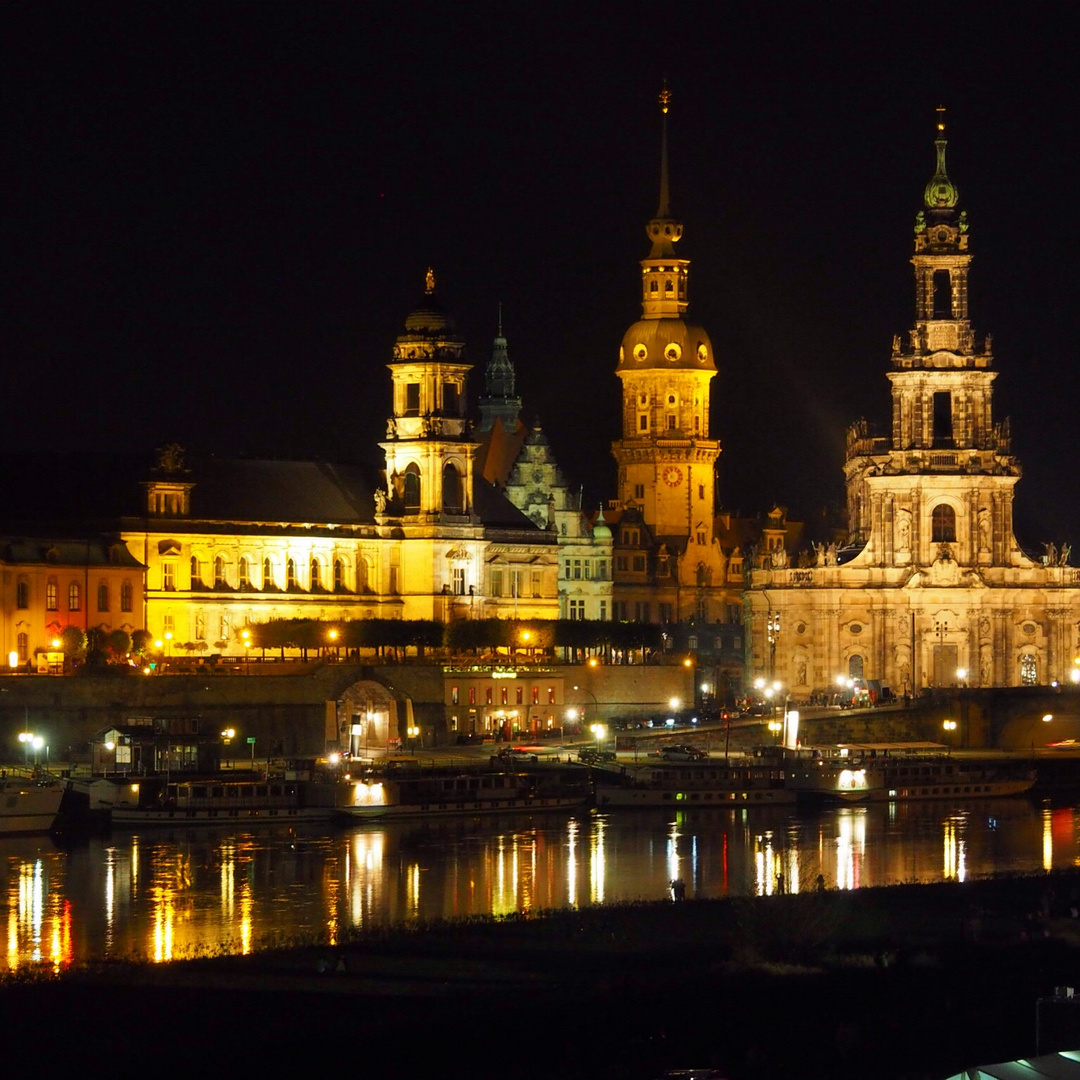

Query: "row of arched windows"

xmin=400 ymin=462 xmax=465 ymax=514
xmin=188 ymin=554 xmax=372 ymax=593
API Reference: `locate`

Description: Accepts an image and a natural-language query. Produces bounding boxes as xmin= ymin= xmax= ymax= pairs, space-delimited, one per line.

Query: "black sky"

xmin=7 ymin=4 xmax=1079 ymax=546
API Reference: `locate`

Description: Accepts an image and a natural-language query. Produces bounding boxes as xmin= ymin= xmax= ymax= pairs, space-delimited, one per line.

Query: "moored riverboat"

xmin=68 ymin=774 xmax=338 ymax=827
xmin=336 ymin=763 xmax=589 ymax=821
xmin=0 ymin=775 xmax=64 ymax=834
xmin=593 ymin=757 xmax=798 ymax=808
xmin=776 ymin=743 xmax=1036 ymax=803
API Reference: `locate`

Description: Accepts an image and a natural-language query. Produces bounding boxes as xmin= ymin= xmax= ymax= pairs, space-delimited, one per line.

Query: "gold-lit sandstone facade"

xmin=744 ymin=116 xmax=1080 ymax=692
xmin=125 ymin=282 xmax=559 ymax=651
xmin=610 ymin=90 xmax=737 ymax=626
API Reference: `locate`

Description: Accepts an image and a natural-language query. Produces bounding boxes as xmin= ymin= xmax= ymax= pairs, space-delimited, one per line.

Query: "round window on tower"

xmin=619 ymin=346 xmax=625 ymax=363
xmin=633 ymin=343 xmax=648 ymax=362
xmin=665 ymin=343 xmax=682 ymax=362
xmin=697 ymin=343 xmax=708 ymax=363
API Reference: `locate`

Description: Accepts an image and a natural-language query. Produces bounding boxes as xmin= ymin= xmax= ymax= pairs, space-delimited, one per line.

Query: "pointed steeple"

xmin=646 ymin=84 xmax=682 ymax=260
xmin=476 ymin=307 xmax=522 ymax=433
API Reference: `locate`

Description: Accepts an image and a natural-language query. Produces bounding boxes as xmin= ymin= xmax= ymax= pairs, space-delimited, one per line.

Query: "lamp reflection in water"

xmin=943 ymin=815 xmax=967 ymax=882
xmin=835 ymin=808 xmax=868 ymax=891
xmin=347 ymin=831 xmax=386 ymax=929
xmin=590 ymin=817 xmax=606 ymax=904
xmin=566 ymin=818 xmax=579 ymax=908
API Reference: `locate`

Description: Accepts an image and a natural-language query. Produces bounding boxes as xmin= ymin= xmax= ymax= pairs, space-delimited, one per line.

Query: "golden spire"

xmin=936 ymin=104 xmax=946 ymax=134
xmin=657 ymin=82 xmax=672 ymax=218
xmin=425 ymin=267 xmax=436 ymax=294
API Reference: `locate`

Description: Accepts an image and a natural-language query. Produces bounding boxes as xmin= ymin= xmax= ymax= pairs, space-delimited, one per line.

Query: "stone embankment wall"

xmin=0 ymin=660 xmax=692 ymax=761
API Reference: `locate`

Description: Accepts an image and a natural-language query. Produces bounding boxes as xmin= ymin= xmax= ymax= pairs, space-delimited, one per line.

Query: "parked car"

xmin=578 ymin=747 xmax=617 ymax=764
xmin=657 ymin=745 xmax=709 ymax=762
xmin=490 ymin=747 xmax=539 ymax=765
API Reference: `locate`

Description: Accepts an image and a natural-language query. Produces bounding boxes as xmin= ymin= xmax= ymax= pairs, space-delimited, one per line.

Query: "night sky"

xmin=8 ymin=5 xmax=1078 ymax=547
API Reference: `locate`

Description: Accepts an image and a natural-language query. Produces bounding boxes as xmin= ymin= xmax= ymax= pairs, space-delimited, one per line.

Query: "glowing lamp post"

xmin=589 ymin=722 xmax=607 ymax=752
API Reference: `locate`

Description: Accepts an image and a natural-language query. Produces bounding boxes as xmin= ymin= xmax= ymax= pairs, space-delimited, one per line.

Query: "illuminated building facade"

xmin=744 ymin=116 xmax=1080 ymax=692
xmin=124 ymin=280 xmax=560 ymax=651
xmin=0 ymin=535 xmax=145 ymax=668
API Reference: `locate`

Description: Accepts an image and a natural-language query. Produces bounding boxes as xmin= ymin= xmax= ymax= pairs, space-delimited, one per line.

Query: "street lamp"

xmin=589 ymin=722 xmax=607 ymax=752
xmin=767 ymin=614 xmax=780 ymax=678
xmin=242 ymin=628 xmax=252 ymax=673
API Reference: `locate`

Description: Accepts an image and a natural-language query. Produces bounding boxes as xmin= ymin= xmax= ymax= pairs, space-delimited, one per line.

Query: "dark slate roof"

xmin=474 ymin=478 xmax=554 ymax=535
xmin=184 ymin=459 xmax=376 ymax=524
xmin=0 ymin=535 xmax=144 ymax=568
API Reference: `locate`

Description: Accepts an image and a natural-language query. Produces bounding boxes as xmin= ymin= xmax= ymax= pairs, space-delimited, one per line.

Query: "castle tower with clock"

xmin=610 ymin=89 xmax=734 ymax=629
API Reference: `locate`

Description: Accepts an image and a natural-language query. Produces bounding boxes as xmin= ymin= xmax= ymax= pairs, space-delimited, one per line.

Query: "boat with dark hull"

xmin=776 ymin=743 xmax=1037 ymax=804
xmin=593 ymin=757 xmax=798 ymax=809
xmin=68 ymin=774 xmax=338 ymax=827
xmin=336 ymin=764 xmax=588 ymax=821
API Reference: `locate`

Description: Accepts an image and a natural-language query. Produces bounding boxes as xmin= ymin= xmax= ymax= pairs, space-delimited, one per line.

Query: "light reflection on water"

xmin=0 ymin=796 xmax=1076 ymax=972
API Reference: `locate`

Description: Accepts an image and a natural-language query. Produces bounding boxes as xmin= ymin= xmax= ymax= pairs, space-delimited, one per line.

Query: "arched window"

xmin=121 ymin=580 xmax=133 ymax=612
xmin=333 ymin=558 xmax=345 ymax=592
xmin=263 ymin=558 xmax=275 ymax=590
xmin=403 ymin=464 xmax=421 ymax=512
xmin=849 ymin=655 xmax=864 ymax=680
xmin=1020 ymin=654 xmax=1038 ymax=686
xmin=214 ymin=555 xmax=226 ymax=588
xmin=97 ymin=582 xmax=109 ymax=612
xmin=68 ymin=582 xmax=81 ymax=611
xmin=16 ymin=581 xmax=28 ymax=609
xmin=46 ymin=580 xmax=58 ymax=611
xmin=310 ymin=557 xmax=321 ymax=590
xmin=17 ymin=633 xmax=28 ymax=663
xmin=931 ymin=504 xmax=957 ymax=543
xmin=287 ymin=558 xmax=297 ymax=589
xmin=190 ymin=555 xmax=201 ymax=586
xmin=238 ymin=557 xmax=250 ymax=589
xmin=357 ymin=557 xmax=370 ymax=593
xmin=442 ymin=462 xmax=464 ymax=514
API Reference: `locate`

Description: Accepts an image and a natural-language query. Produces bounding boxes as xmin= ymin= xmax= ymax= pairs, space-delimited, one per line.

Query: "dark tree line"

xmin=245 ymin=618 xmax=665 ymax=661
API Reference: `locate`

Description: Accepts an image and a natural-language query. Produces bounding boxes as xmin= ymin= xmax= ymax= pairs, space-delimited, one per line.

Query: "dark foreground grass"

xmin=6 ymin=873 xmax=1080 ymax=1078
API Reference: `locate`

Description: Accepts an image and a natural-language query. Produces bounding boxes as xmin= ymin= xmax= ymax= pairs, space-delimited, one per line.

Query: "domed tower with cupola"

xmin=380 ymin=269 xmax=479 ymax=524
xmin=610 ymin=87 xmax=730 ymax=628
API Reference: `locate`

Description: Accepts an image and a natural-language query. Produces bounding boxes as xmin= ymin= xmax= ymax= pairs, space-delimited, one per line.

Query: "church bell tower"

xmin=611 ymin=88 xmax=720 ymax=541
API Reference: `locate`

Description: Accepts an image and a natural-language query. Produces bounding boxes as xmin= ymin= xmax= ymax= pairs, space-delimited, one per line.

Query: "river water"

xmin=3 ymin=796 xmax=1078 ymax=973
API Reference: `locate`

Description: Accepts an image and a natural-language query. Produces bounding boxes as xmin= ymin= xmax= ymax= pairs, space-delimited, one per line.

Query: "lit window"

xmin=263 ymin=558 xmax=274 ymax=589
xmin=453 ymin=567 xmax=466 ymax=595
xmin=310 ymin=557 xmax=321 ymax=590
xmin=214 ymin=555 xmax=226 ymax=588
xmin=190 ymin=555 xmax=201 ymax=587
xmin=516 ymin=687 xmax=523 ymax=704
xmin=451 ymin=686 xmax=459 ymax=705
xmin=68 ymin=582 xmax=81 ymax=611
xmin=532 ymin=687 xmax=539 ymax=705
xmin=47 ymin=580 xmax=58 ymax=610
xmin=162 ymin=564 xmax=175 ymax=591
xmin=486 ymin=687 xmax=493 ymax=705
xmin=17 ymin=633 xmax=28 ymax=663
xmin=547 ymin=687 xmax=555 ymax=704
xmin=238 ymin=557 xmax=250 ymax=588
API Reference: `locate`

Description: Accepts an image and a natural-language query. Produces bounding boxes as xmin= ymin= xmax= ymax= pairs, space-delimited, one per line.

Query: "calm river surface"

xmin=4 ymin=796 xmax=1079 ymax=973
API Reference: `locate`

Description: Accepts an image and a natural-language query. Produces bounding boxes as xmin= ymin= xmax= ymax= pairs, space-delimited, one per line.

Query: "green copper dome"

xmin=924 ymin=121 xmax=959 ymax=209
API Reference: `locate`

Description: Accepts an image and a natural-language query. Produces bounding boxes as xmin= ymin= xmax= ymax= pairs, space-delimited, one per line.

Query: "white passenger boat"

xmin=0 ymin=776 xmax=64 ymax=834
xmin=593 ymin=757 xmax=798 ymax=809
xmin=337 ymin=765 xmax=588 ymax=821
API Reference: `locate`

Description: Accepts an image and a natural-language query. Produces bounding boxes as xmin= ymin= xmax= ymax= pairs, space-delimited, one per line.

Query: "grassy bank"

xmin=6 ymin=873 xmax=1080 ymax=1077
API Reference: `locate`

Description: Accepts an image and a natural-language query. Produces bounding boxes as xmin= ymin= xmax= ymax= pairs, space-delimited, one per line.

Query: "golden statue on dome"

xmin=425 ymin=267 xmax=436 ymax=294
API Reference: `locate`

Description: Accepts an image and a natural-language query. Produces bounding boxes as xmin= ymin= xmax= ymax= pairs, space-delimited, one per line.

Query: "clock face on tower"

xmin=662 ymin=466 xmax=683 ymax=487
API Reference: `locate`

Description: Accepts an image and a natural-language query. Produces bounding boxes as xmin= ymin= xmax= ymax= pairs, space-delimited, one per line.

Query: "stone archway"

xmin=333 ymin=679 xmax=406 ymax=757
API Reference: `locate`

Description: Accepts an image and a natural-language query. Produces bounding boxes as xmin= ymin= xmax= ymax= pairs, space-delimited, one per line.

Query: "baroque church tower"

xmin=744 ymin=113 xmax=1080 ymax=694
xmin=610 ymin=88 xmax=731 ymax=627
